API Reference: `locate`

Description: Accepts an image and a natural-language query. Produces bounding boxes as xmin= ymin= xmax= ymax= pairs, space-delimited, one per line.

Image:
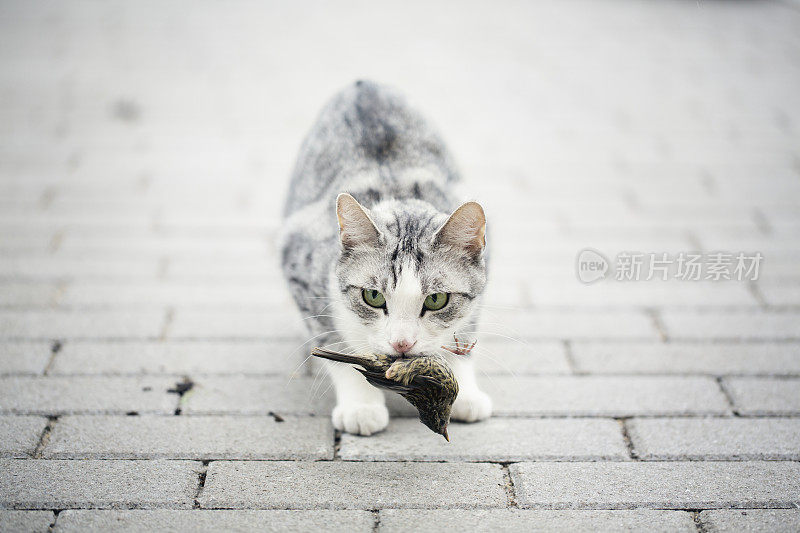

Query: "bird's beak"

xmin=441 ymin=427 xmax=449 ymax=442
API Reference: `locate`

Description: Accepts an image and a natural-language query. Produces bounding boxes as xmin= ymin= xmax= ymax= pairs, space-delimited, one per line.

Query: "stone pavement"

xmin=1 ymin=0 xmax=799 ymax=531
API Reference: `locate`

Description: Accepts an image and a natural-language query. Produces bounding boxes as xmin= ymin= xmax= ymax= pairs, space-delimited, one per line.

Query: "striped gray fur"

xmin=280 ymin=80 xmax=486 ymax=352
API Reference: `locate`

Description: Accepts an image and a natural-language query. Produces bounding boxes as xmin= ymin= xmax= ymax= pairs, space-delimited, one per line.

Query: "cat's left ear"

xmin=336 ymin=193 xmax=382 ymax=249
xmin=433 ymin=201 xmax=486 ymax=256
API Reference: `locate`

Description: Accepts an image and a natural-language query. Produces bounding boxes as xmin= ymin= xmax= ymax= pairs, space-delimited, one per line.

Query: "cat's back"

xmin=283 ymin=80 xmax=458 ymax=216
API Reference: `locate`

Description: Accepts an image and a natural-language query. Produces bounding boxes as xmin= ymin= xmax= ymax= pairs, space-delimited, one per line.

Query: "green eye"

xmin=423 ymin=292 xmax=449 ymax=311
xmin=362 ymin=288 xmax=386 ymax=308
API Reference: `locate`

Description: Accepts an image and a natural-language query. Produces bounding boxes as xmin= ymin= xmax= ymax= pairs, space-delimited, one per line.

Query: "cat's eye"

xmin=362 ymin=288 xmax=386 ymax=308
xmin=423 ymin=292 xmax=449 ymax=311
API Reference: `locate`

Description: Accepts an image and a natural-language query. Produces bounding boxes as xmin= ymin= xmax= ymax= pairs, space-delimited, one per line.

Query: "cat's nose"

xmin=391 ymin=339 xmax=416 ymax=354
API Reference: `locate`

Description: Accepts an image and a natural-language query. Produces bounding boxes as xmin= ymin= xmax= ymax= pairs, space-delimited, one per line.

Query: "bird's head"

xmin=418 ymin=403 xmax=452 ymax=441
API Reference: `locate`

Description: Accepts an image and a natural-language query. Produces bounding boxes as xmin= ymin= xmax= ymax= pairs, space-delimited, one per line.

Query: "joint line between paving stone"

xmin=32 ymin=415 xmax=59 ymax=458
xmin=644 ymin=308 xmax=668 ymax=342
xmin=193 ymin=460 xmax=210 ymax=509
xmin=715 ymin=376 xmax=740 ymax=416
xmin=561 ymin=340 xmax=582 ymax=375
xmin=159 ymin=306 xmax=175 ymax=340
xmin=747 ymin=281 xmax=768 ymax=309
xmin=371 ymin=509 xmax=380 ymax=532
xmin=688 ymin=509 xmax=708 ymax=533
xmin=42 ymin=339 xmax=63 ymax=375
xmin=616 ymin=418 xmax=639 ymax=460
xmin=333 ymin=429 xmax=342 ymax=461
xmin=48 ymin=510 xmax=63 ymax=530
xmin=500 ymin=463 xmax=518 ymax=508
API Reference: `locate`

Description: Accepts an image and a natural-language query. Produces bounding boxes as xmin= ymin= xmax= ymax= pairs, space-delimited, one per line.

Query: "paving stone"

xmin=628 ymin=417 xmax=800 ymax=460
xmin=724 ymin=377 xmax=800 ymax=415
xmin=182 ymin=376 xmax=332 ymax=415
xmin=44 ymin=415 xmax=333 ymax=460
xmin=58 ymin=282 xmax=292 ymax=308
xmin=0 ymin=341 xmax=52 ymax=375
xmin=480 ymin=310 xmax=657 ymax=340
xmin=49 ymin=340 xmax=310 ymax=375
xmin=0 ymin=255 xmax=159 ymax=280
xmin=478 ymin=376 xmax=729 ymax=416
xmin=0 ymin=459 xmax=201 ymax=509
xmin=200 ymin=461 xmax=506 ymax=509
xmin=0 ymin=310 xmax=165 ymax=339
xmin=570 ymin=342 xmax=800 ymax=375
xmin=340 ymin=418 xmax=628 ymax=461
xmin=699 ymin=509 xmax=800 ymax=533
xmin=758 ymin=282 xmax=800 ymax=307
xmin=660 ymin=311 xmax=800 ymax=340
xmin=0 ymin=415 xmax=47 ymax=457
xmin=475 ymin=340 xmax=570 ymax=374
xmin=510 ymin=461 xmax=800 ymax=509
xmin=526 ymin=280 xmax=754 ymax=307
xmin=0 ymin=511 xmax=54 ymax=533
xmin=0 ymin=377 xmax=177 ymax=415
xmin=54 ymin=510 xmax=374 ymax=532
xmin=378 ymin=509 xmax=696 ymax=532
xmin=169 ymin=309 xmax=304 ymax=339
xmin=0 ymin=283 xmax=57 ymax=306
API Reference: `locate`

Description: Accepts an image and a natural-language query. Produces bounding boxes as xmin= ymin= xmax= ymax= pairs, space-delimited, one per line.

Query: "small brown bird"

xmin=310 ymin=348 xmax=458 ymax=440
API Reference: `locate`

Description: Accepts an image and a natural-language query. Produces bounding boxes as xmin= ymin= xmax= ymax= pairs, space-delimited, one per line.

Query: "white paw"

xmin=332 ymin=402 xmax=389 ymax=436
xmin=451 ymin=388 xmax=492 ymax=422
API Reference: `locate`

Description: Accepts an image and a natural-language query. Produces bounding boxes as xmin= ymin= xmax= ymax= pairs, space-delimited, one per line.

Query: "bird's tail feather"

xmin=310 ymin=347 xmax=373 ymax=367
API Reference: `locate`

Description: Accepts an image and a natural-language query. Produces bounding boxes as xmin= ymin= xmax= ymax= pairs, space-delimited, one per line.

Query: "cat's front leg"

xmin=324 ymin=359 xmax=389 ymax=436
xmin=447 ymin=354 xmax=492 ymax=423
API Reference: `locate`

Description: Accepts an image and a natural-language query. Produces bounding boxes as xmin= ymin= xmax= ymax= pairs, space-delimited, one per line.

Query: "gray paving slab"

xmin=0 ymin=283 xmax=57 ymax=307
xmin=758 ymin=282 xmax=800 ymax=307
xmin=699 ymin=509 xmax=800 ymax=533
xmin=526 ymin=279 xmax=754 ymax=308
xmin=49 ymin=340 xmax=310 ymax=375
xmin=510 ymin=461 xmax=800 ymax=509
xmin=58 ymin=282 xmax=291 ymax=307
xmin=378 ymin=509 xmax=696 ymax=532
xmin=628 ymin=417 xmax=800 ymax=460
xmin=0 ymin=342 xmax=52 ymax=375
xmin=475 ymin=339 xmax=570 ymax=375
xmin=660 ymin=311 xmax=800 ymax=341
xmin=479 ymin=310 xmax=657 ymax=340
xmin=340 ymin=418 xmax=628 ymax=461
xmin=480 ymin=376 xmax=730 ymax=416
xmin=724 ymin=377 xmax=800 ymax=415
xmin=168 ymin=310 xmax=304 ymax=339
xmin=181 ymin=376 xmax=332 ymax=415
xmin=0 ymin=459 xmax=201 ymax=509
xmin=44 ymin=415 xmax=333 ymax=460
xmin=0 ymin=377 xmax=177 ymax=415
xmin=54 ymin=510 xmax=373 ymax=532
xmin=0 ymin=310 xmax=165 ymax=339
xmin=0 ymin=510 xmax=54 ymax=533
xmin=0 ymin=415 xmax=47 ymax=458
xmin=199 ymin=461 xmax=506 ymax=509
xmin=570 ymin=342 xmax=800 ymax=375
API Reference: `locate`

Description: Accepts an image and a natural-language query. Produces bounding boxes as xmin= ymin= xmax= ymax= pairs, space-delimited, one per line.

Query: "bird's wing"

xmin=357 ymin=368 xmax=412 ymax=393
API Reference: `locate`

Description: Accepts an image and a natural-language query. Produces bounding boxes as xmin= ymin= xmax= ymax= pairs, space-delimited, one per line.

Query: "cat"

xmin=280 ymin=80 xmax=491 ymax=435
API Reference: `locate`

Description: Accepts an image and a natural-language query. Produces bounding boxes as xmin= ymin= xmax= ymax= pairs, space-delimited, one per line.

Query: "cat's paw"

xmin=451 ymin=388 xmax=492 ymax=422
xmin=332 ymin=402 xmax=389 ymax=436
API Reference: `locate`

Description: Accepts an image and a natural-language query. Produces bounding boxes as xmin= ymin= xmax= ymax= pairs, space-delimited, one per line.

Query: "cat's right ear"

xmin=336 ymin=193 xmax=381 ymax=249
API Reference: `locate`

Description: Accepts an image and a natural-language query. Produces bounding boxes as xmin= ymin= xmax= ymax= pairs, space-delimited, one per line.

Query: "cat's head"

xmin=332 ymin=193 xmax=486 ymax=357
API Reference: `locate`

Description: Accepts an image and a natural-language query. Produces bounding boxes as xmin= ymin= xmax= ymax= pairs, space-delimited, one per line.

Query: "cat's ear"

xmin=433 ymin=201 xmax=486 ymax=255
xmin=336 ymin=193 xmax=381 ymax=249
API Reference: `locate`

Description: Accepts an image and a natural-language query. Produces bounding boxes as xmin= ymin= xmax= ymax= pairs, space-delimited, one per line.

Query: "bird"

xmin=310 ymin=347 xmax=458 ymax=441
